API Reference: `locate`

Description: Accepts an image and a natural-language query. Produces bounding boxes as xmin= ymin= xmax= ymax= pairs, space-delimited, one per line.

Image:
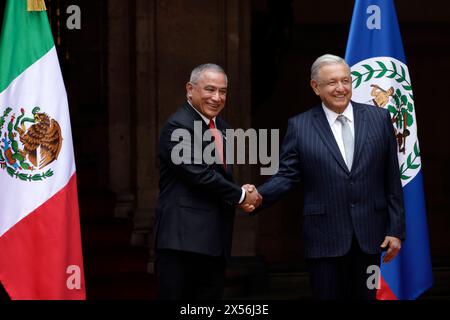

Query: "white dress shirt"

xmin=322 ymin=102 xmax=355 ymax=167
xmin=187 ymin=101 xmax=246 ymax=204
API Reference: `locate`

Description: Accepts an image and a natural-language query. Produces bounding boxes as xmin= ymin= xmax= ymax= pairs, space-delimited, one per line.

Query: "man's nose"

xmin=211 ymin=91 xmax=220 ymax=101
xmin=335 ymin=82 xmax=346 ymax=91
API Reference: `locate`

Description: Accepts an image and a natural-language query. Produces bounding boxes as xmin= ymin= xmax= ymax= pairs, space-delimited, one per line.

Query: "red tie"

xmin=209 ymin=119 xmax=226 ymax=169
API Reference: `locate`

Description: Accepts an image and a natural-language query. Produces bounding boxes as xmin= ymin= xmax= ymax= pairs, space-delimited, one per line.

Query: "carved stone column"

xmin=107 ymin=0 xmax=135 ymax=218
xmin=133 ymin=0 xmax=159 ymax=273
xmin=221 ymin=0 xmax=256 ymax=258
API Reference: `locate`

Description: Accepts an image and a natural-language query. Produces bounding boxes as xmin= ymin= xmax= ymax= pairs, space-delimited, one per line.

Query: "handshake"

xmin=238 ymin=184 xmax=262 ymax=213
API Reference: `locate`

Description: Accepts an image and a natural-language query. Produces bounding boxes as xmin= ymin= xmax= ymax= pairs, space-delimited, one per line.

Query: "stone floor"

xmin=225 ymin=265 xmax=450 ymax=300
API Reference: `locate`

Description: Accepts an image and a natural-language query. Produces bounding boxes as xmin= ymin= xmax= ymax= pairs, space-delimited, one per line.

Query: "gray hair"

xmin=189 ymin=63 xmax=228 ymax=85
xmin=311 ymin=54 xmax=350 ymax=81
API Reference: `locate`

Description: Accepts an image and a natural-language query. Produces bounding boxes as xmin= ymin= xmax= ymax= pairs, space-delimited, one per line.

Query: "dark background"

xmin=1 ymin=0 xmax=449 ymax=299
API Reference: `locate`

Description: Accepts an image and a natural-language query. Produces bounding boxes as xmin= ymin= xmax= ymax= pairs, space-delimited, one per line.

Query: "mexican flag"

xmin=0 ymin=0 xmax=85 ymax=299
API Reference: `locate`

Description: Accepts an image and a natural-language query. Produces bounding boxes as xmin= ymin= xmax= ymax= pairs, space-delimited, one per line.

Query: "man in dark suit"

xmin=154 ymin=63 xmax=261 ymax=300
xmin=254 ymin=54 xmax=405 ymax=300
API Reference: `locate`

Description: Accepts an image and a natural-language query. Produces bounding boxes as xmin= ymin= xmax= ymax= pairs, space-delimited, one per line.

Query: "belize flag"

xmin=0 ymin=0 xmax=85 ymax=299
xmin=345 ymin=0 xmax=433 ymax=299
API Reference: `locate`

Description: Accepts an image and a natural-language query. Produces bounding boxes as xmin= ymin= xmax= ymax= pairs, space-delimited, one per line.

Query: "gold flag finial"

xmin=27 ymin=0 xmax=47 ymax=12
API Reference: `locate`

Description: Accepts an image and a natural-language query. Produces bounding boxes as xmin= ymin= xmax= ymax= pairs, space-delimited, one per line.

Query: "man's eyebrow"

xmin=204 ymin=85 xmax=227 ymax=90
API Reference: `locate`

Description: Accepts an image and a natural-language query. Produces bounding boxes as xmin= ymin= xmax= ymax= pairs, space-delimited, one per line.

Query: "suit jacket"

xmin=154 ymin=102 xmax=242 ymax=258
xmin=258 ymin=101 xmax=405 ymax=258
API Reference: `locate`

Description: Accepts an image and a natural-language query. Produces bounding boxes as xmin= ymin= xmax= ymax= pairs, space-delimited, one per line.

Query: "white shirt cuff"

xmin=238 ymin=187 xmax=246 ymax=204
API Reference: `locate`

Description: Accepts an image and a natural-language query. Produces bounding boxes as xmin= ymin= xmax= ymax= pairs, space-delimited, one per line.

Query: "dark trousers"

xmin=155 ymin=249 xmax=226 ymax=300
xmin=306 ymin=237 xmax=381 ymax=300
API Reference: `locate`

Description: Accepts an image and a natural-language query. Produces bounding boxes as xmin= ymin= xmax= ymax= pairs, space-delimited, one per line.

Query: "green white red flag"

xmin=0 ymin=0 xmax=85 ymax=299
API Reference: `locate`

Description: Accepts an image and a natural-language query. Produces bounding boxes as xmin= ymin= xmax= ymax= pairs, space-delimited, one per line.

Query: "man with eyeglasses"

xmin=254 ymin=54 xmax=405 ymax=300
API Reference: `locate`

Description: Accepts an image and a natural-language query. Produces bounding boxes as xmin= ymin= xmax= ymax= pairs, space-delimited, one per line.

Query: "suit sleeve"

xmin=383 ymin=109 xmax=406 ymax=240
xmin=258 ymin=118 xmax=301 ymax=208
xmin=159 ymin=121 xmax=242 ymax=206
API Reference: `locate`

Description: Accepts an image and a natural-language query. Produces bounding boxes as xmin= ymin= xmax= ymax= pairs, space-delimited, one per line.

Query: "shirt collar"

xmin=187 ymin=100 xmax=216 ymax=126
xmin=322 ymin=102 xmax=354 ymax=126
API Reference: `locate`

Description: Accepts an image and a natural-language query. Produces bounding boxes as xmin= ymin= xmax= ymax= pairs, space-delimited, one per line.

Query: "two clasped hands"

xmin=238 ymin=184 xmax=262 ymax=213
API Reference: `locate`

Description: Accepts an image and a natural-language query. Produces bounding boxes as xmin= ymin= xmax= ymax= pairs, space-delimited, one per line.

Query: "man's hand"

xmin=380 ymin=236 xmax=402 ymax=263
xmin=239 ymin=184 xmax=262 ymax=213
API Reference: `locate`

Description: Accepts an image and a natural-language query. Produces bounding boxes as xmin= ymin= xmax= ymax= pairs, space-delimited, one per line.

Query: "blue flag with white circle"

xmin=345 ymin=0 xmax=433 ymax=300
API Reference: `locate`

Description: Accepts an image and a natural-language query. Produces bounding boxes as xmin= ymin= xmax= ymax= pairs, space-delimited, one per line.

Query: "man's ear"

xmin=186 ymin=82 xmax=193 ymax=98
xmin=310 ymin=79 xmax=320 ymax=96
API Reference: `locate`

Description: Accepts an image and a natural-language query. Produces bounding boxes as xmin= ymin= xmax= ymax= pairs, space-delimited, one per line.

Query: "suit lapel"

xmin=183 ymin=101 xmax=210 ymax=150
xmin=352 ymin=102 xmax=367 ymax=170
xmin=183 ymin=102 xmax=232 ymax=176
xmin=312 ymin=106 xmax=350 ymax=174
